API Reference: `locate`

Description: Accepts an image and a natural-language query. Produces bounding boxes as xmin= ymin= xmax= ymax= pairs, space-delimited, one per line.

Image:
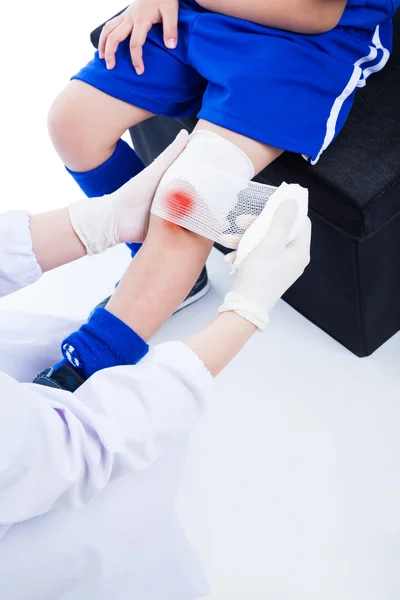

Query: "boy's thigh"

xmin=52 ymin=80 xmax=152 ymax=142
xmin=73 ymin=21 xmax=207 ymax=121
xmin=49 ymin=80 xmax=153 ymax=169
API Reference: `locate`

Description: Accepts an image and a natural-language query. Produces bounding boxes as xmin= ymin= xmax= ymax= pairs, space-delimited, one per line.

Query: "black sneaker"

xmin=33 ymin=363 xmax=86 ymax=392
xmin=90 ymin=266 xmax=211 ymax=316
xmin=174 ymin=266 xmax=211 ymax=313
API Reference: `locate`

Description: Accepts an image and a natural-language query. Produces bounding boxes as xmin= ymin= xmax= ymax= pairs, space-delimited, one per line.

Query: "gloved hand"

xmin=69 ymin=130 xmax=189 ymax=256
xmin=218 ymin=200 xmax=312 ymax=331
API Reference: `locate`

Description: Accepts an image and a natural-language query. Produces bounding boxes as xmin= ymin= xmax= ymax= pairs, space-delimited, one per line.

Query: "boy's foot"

xmin=175 ymin=266 xmax=211 ymax=313
xmin=90 ymin=266 xmax=211 ymax=317
xmin=33 ymin=363 xmax=85 ymax=392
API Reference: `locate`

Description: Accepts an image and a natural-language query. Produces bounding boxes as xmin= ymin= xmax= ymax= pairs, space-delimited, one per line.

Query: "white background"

xmin=1 ymin=1 xmax=400 ymax=599
xmin=1 ymin=0 xmax=124 ymax=213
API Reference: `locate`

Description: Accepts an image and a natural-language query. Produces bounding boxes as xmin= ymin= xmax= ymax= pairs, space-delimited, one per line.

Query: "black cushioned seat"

xmin=92 ymin=14 xmax=400 ymax=356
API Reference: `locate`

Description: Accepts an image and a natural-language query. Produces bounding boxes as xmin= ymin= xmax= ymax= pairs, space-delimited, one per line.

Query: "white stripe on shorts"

xmin=308 ymin=25 xmax=389 ymax=165
xmin=357 ymin=25 xmax=391 ymax=87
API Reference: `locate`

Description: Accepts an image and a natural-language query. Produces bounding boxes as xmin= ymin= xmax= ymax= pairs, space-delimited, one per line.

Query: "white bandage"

xmin=150 ymin=131 xmax=262 ymax=248
xmin=151 ymin=131 xmax=307 ymax=249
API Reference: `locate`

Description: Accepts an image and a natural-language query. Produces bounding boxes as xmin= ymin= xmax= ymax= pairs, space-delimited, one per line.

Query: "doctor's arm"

xmin=0 ymin=340 xmax=211 ymax=526
xmin=187 ymin=201 xmax=311 ymax=376
xmin=30 ymin=208 xmax=86 ymax=271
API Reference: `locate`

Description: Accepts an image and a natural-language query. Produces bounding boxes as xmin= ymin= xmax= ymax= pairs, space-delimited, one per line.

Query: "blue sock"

xmin=66 ymin=139 xmax=145 ymax=258
xmin=54 ymin=308 xmax=149 ymax=379
xmin=126 ymin=242 xmax=142 ymax=257
xmin=67 ymin=138 xmax=145 ymax=198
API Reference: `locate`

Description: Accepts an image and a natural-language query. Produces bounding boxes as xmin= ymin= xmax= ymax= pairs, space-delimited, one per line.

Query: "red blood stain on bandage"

xmin=163 ymin=188 xmax=195 ymax=232
xmin=164 ymin=189 xmax=194 ymax=218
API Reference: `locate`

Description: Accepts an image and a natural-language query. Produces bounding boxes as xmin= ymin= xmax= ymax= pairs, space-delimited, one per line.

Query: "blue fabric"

xmin=66 ymin=138 xmax=145 ymax=198
xmin=126 ymin=242 xmax=142 ymax=257
xmin=73 ymin=0 xmax=394 ymax=162
xmin=56 ymin=308 xmax=149 ymax=379
xmin=339 ymin=0 xmax=398 ymax=29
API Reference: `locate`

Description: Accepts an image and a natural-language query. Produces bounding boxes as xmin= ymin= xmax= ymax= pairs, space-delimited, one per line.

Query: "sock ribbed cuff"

xmin=66 ymin=139 xmax=145 ymax=198
xmin=60 ymin=308 xmax=149 ymax=379
xmin=126 ymin=242 xmax=142 ymax=257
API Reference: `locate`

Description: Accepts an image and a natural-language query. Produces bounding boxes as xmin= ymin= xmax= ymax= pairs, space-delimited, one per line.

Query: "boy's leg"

xmin=106 ymin=120 xmax=283 ymax=341
xmin=35 ymin=121 xmax=280 ymax=390
xmin=48 ymin=80 xmax=152 ymax=195
xmin=48 ymin=5 xmax=206 ymax=197
xmin=48 ymin=80 xmax=153 ymax=258
xmin=48 ymin=80 xmax=152 ymax=172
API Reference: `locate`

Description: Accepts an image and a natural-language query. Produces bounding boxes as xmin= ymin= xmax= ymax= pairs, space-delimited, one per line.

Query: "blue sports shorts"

xmin=73 ymin=0 xmax=395 ymax=163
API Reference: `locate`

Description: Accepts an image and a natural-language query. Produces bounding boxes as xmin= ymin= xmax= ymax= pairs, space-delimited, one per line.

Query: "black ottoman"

xmin=126 ymin=17 xmax=400 ymax=358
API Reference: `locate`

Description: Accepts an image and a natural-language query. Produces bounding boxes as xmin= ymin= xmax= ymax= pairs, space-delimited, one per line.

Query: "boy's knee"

xmin=48 ymin=85 xmax=114 ymax=172
xmin=48 ymin=89 xmax=81 ymax=165
xmin=151 ymin=130 xmax=258 ymax=248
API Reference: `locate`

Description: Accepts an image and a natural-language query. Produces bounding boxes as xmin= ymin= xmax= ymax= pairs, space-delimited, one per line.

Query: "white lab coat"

xmin=0 ymin=211 xmax=212 ymax=600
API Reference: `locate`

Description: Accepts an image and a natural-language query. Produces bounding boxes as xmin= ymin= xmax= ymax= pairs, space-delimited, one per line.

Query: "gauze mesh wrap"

xmin=232 ymin=182 xmax=309 ymax=269
xmin=151 ymin=131 xmax=278 ymax=249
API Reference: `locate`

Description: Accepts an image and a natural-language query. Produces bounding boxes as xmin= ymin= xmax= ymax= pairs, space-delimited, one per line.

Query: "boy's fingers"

xmin=99 ymin=16 xmax=123 ymax=59
xmin=161 ymin=3 xmax=178 ymax=48
xmin=129 ymin=21 xmax=151 ymax=75
xmin=104 ymin=21 xmax=133 ymax=69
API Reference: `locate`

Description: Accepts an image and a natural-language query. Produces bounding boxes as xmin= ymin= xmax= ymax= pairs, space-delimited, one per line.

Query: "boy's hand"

xmin=99 ymin=0 xmax=179 ymax=74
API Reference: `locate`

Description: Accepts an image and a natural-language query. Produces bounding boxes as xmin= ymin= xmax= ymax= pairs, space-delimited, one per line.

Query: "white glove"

xmin=218 ymin=200 xmax=312 ymax=331
xmin=69 ymin=130 xmax=189 ymax=256
xmin=229 ymin=182 xmax=308 ymax=269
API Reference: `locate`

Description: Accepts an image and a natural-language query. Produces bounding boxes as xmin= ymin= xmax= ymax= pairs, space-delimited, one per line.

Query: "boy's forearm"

xmin=198 ymin=0 xmax=347 ymax=34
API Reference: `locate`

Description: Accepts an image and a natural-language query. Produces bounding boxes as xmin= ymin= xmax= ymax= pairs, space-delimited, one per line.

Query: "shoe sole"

xmin=175 ymin=279 xmax=212 ymax=314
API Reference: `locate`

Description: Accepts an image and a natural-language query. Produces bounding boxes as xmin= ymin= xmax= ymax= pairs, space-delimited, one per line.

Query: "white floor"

xmin=2 ymin=246 xmax=400 ymax=599
xmin=2 ymin=1 xmax=400 ymax=598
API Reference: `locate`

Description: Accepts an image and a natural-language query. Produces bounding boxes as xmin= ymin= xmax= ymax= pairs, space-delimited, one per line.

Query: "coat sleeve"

xmin=0 ymin=342 xmax=213 ymax=525
xmin=0 ymin=212 xmax=42 ymax=298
